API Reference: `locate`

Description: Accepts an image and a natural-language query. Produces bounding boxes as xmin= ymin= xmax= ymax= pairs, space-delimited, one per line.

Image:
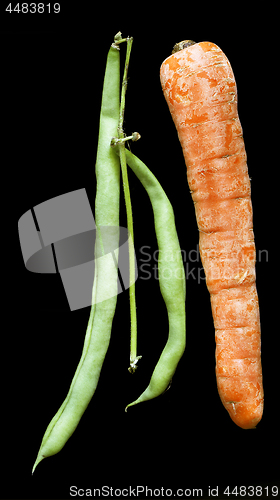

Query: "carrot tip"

xmin=172 ymin=40 xmax=196 ymax=54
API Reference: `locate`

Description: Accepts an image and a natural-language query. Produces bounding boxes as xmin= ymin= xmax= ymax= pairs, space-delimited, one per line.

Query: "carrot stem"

xmin=117 ymin=36 xmax=141 ymax=374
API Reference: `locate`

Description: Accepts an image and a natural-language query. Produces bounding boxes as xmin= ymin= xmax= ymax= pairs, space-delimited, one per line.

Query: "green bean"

xmin=124 ymin=149 xmax=186 ymax=410
xmin=32 ymin=41 xmax=121 ymax=473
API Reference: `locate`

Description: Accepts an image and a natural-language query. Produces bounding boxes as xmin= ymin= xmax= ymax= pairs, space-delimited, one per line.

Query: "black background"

xmin=2 ymin=4 xmax=279 ymax=500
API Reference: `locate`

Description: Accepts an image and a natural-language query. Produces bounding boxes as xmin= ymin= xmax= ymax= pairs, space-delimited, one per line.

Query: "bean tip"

xmin=125 ymin=400 xmax=138 ymax=411
xmin=125 ymin=400 xmax=136 ymax=411
xmin=32 ymin=453 xmax=45 ymax=474
xmin=128 ymin=355 xmax=142 ymax=374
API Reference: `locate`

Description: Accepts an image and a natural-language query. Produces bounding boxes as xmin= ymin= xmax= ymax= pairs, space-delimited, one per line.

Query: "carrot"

xmin=160 ymin=40 xmax=264 ymax=429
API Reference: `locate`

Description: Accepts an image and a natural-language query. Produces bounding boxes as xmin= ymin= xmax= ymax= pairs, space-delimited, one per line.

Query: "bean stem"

xmin=111 ymin=132 xmax=141 ymax=147
xmin=117 ymin=37 xmax=141 ymax=373
xmin=112 ymin=30 xmax=128 ymax=48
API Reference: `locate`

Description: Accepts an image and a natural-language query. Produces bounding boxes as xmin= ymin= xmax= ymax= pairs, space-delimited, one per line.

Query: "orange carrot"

xmin=160 ymin=40 xmax=264 ymax=429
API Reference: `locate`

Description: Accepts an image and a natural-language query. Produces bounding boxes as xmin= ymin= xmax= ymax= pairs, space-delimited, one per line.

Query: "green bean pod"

xmin=124 ymin=149 xmax=186 ymax=410
xmin=32 ymin=44 xmax=121 ymax=472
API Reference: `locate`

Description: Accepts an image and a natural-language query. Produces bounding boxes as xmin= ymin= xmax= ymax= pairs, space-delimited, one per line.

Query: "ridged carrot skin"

xmin=160 ymin=41 xmax=264 ymax=429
